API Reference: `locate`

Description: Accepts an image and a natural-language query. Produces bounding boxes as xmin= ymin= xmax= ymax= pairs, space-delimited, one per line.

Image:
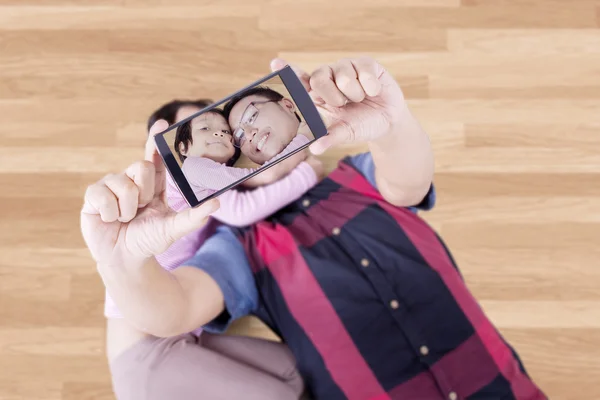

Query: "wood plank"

xmin=481 ymin=301 xmax=600 ymax=328
xmin=432 ymin=172 xmax=600 ymax=197
xmin=0 ymin=381 xmax=62 ymax=400
xmin=447 ymin=29 xmax=600 ymax=54
xmin=0 ymin=328 xmax=104 ymax=356
xmin=455 ymin=248 xmax=600 ymax=301
xmin=0 ymin=267 xmax=72 ymax=301
xmin=0 ymin=147 xmax=140 ymax=173
xmin=0 ymin=247 xmax=93 ymax=269
xmin=260 ymin=4 xmax=598 ymax=30
xmin=0 ymin=174 xmax=102 ymax=198
xmin=427 ymin=196 xmax=600 ymax=223
xmin=465 ymin=124 xmax=600 ymax=148
xmin=61 ymin=383 xmax=114 ymax=400
xmin=0 ymin=6 xmax=260 ymax=30
xmin=441 ymin=222 xmax=598 ymax=249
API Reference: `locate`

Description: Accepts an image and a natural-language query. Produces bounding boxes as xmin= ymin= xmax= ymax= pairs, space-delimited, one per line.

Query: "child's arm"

xmin=212 ymin=158 xmax=322 ymax=227
xmin=182 ymin=157 xmax=260 ymax=191
xmin=182 ymin=134 xmax=311 ymax=191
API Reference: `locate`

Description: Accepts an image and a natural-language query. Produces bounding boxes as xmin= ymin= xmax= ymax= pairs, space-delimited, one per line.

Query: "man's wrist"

xmin=97 ymin=255 xmax=152 ymax=277
xmin=369 ymin=103 xmax=413 ymax=147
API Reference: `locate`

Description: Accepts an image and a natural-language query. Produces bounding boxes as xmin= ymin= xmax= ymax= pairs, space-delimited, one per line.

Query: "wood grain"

xmin=0 ymin=1 xmax=598 ymax=399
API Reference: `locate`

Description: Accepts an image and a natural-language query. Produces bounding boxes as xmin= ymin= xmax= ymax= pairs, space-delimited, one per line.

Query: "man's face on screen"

xmin=228 ymin=94 xmax=299 ymax=165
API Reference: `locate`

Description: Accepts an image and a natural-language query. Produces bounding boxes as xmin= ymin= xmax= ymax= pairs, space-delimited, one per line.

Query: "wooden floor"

xmin=1 ymin=1 xmax=599 ymax=399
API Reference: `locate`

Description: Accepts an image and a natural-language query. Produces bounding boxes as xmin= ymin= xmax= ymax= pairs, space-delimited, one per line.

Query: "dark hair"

xmin=146 ymin=99 xmax=212 ymax=132
xmin=174 ymin=108 xmax=240 ymax=166
xmin=222 ymin=86 xmax=301 ymax=123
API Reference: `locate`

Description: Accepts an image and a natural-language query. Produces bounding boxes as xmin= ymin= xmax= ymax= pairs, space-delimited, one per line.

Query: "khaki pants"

xmin=110 ymin=332 xmax=306 ymax=400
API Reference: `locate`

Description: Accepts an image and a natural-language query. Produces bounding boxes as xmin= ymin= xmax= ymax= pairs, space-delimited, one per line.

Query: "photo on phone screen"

xmin=154 ymin=66 xmax=328 ymax=208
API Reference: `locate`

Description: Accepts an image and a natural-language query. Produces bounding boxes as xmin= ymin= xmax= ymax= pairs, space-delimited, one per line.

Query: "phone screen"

xmin=155 ymin=66 xmax=328 ymax=208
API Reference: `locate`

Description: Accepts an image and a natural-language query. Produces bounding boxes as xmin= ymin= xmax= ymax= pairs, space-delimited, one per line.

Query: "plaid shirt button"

xmin=419 ymin=345 xmax=429 ymax=356
xmin=361 ymin=258 xmax=370 ymax=267
xmin=302 ymin=199 xmax=310 ymax=207
xmin=390 ymin=300 xmax=399 ymax=309
xmin=332 ymin=227 xmax=341 ymax=235
xmin=448 ymin=392 xmax=458 ymax=400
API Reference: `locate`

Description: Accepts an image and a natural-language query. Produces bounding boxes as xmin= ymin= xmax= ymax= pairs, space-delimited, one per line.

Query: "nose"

xmin=247 ymin=127 xmax=259 ymax=142
xmin=212 ymin=131 xmax=226 ymax=138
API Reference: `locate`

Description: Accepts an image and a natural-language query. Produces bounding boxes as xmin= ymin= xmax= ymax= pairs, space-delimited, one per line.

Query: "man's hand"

xmin=81 ymin=120 xmax=220 ymax=270
xmin=305 ymin=155 xmax=325 ymax=180
xmin=271 ymin=57 xmax=434 ymax=207
xmin=270 ymin=57 xmax=408 ymax=155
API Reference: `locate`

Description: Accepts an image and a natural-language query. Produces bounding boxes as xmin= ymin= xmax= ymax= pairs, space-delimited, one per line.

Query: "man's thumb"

xmin=164 ymin=199 xmax=220 ymax=244
xmin=309 ymin=121 xmax=352 ymax=155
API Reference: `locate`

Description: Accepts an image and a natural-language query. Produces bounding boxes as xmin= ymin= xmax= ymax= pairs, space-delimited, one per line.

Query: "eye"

xmin=247 ymin=111 xmax=258 ymax=124
xmin=198 ymin=126 xmax=209 ymax=131
xmin=223 ymin=130 xmax=231 ymax=135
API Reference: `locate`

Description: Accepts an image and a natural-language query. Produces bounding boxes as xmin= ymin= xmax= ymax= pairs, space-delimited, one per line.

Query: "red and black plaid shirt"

xmin=235 ymin=158 xmax=546 ymax=400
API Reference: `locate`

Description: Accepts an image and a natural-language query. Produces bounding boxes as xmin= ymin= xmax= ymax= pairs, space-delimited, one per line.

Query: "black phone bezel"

xmin=154 ymin=65 xmax=328 ymax=208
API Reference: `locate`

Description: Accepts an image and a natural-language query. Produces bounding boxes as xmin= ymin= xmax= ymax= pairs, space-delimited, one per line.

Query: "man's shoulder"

xmin=202 ymin=225 xmax=241 ymax=250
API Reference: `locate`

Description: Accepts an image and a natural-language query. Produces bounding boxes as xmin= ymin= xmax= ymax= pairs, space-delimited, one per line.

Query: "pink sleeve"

xmin=182 ymin=157 xmax=260 ymax=191
xmin=212 ymin=161 xmax=317 ymax=227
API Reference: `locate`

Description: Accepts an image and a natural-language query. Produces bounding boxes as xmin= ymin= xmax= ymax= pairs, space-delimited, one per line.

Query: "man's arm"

xmin=97 ymin=227 xmax=257 ymax=337
xmin=369 ymin=106 xmax=434 ymax=207
xmin=98 ymin=258 xmax=224 ymax=337
xmin=276 ymin=57 xmax=434 ymax=207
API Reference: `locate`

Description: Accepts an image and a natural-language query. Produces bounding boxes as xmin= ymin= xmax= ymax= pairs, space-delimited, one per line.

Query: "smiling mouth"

xmin=207 ymin=141 xmax=228 ymax=147
xmin=255 ymin=131 xmax=270 ymax=152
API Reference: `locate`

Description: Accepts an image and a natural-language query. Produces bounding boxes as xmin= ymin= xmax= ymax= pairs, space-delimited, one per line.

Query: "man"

xmin=223 ymin=85 xmax=310 ymax=165
xmin=82 ymin=57 xmax=546 ymax=399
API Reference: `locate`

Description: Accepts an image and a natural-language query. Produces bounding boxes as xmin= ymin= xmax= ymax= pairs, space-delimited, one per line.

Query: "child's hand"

xmin=80 ymin=121 xmax=220 ymax=269
xmin=305 ymin=155 xmax=325 ymax=180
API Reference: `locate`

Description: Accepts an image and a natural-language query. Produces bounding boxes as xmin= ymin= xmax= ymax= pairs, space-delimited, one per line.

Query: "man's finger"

xmin=351 ymin=57 xmax=383 ymax=97
xmin=126 ymin=161 xmax=155 ymax=207
xmin=270 ymin=58 xmax=311 ymax=93
xmin=83 ymin=182 xmax=119 ymax=222
xmin=331 ymin=59 xmax=365 ymax=103
xmin=164 ymin=199 xmax=220 ymax=244
xmin=310 ymin=65 xmax=347 ymax=108
xmin=104 ymin=173 xmax=140 ymax=223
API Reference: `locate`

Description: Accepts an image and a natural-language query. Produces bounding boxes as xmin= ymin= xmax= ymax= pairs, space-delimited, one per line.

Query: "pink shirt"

xmin=104 ymin=134 xmax=316 ymax=322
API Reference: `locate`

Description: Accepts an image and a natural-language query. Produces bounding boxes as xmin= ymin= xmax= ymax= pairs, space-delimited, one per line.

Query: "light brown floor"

xmin=0 ymin=1 xmax=599 ymax=399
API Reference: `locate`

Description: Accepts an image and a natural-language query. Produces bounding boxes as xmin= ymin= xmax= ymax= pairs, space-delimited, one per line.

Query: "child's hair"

xmin=222 ymin=86 xmax=302 ymax=123
xmin=174 ymin=108 xmax=240 ymax=166
xmin=146 ymin=99 xmax=212 ymax=132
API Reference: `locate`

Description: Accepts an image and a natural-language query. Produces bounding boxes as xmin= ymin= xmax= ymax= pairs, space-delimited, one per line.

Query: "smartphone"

xmin=154 ymin=66 xmax=328 ymax=208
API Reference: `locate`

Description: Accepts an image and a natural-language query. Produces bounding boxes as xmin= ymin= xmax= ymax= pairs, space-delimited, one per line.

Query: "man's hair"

xmin=222 ymin=86 xmax=301 ymax=123
xmin=174 ymin=108 xmax=240 ymax=166
xmin=146 ymin=99 xmax=212 ymax=132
